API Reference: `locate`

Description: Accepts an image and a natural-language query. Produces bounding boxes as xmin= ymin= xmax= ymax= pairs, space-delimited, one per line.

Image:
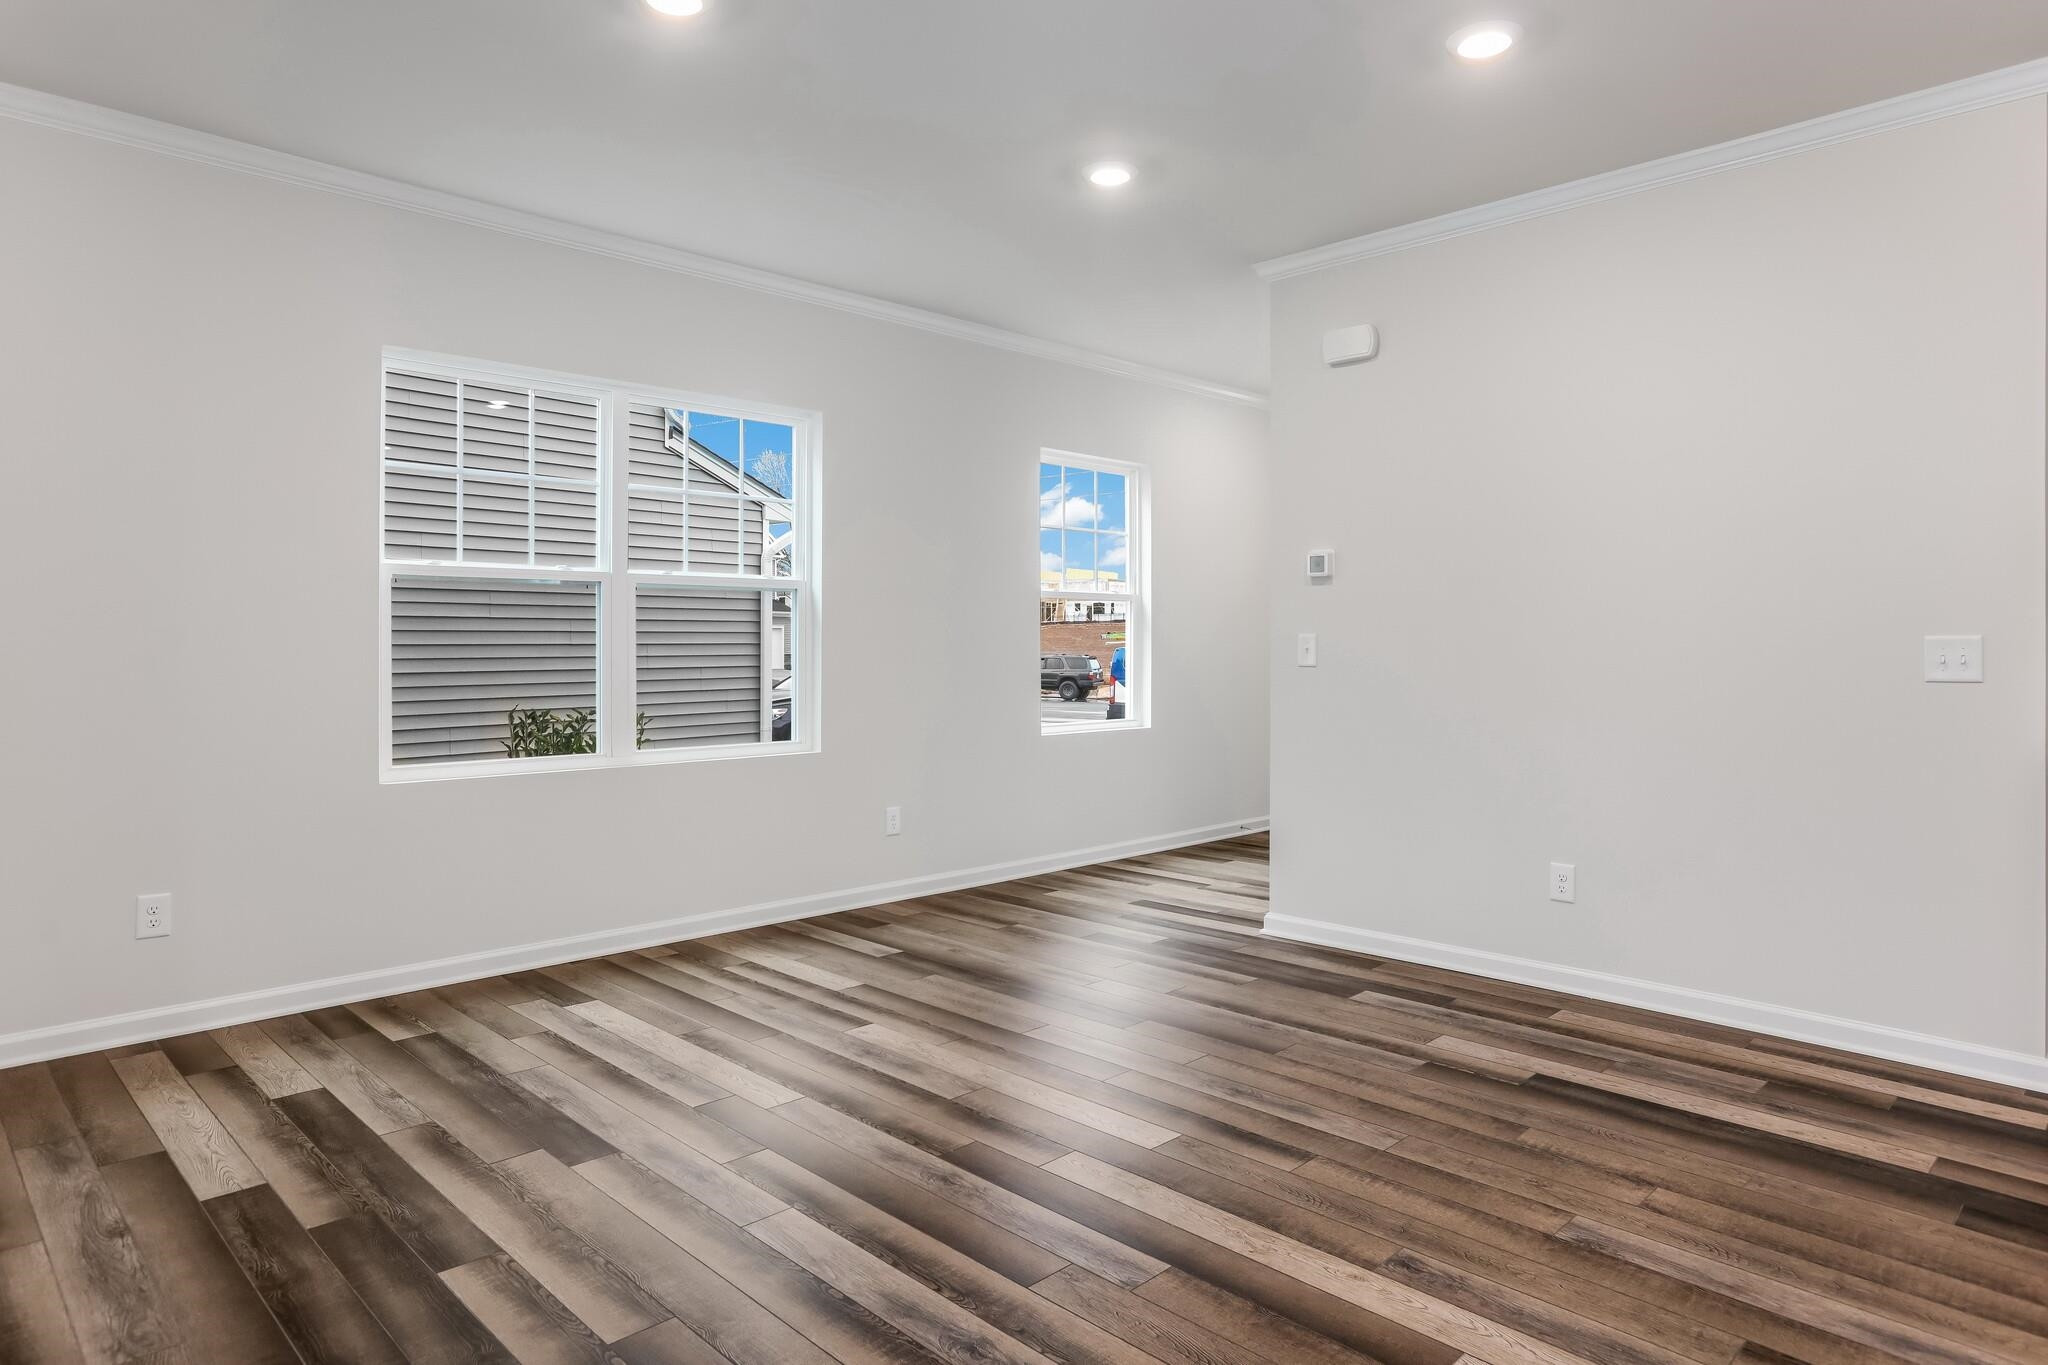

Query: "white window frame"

xmin=378 ymin=348 xmax=822 ymax=782
xmin=1039 ymin=446 xmax=1147 ymax=736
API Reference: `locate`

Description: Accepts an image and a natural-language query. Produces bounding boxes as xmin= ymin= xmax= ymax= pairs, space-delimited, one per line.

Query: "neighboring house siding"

xmin=626 ymin=404 xmax=767 ymax=573
xmin=636 ymin=589 xmax=765 ymax=748
xmin=390 ymin=577 xmax=599 ymax=763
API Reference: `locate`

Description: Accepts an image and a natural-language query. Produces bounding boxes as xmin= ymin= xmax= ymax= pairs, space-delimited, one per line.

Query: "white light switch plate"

xmin=1296 ymin=634 xmax=1318 ymax=667
xmin=1923 ymin=636 xmax=1983 ymax=683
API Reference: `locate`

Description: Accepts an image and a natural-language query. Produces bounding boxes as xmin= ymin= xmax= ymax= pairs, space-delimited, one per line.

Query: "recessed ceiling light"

xmin=1086 ymin=162 xmax=1134 ymax=189
xmin=487 ymin=400 xmax=508 ymax=409
xmin=646 ymin=0 xmax=705 ymax=15
xmin=1448 ymin=21 xmax=1520 ymax=60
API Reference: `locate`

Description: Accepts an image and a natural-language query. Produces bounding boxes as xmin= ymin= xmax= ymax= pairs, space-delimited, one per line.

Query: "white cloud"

xmin=1039 ymin=481 xmax=1100 ymax=528
xmin=1101 ymin=542 xmax=1129 ymax=568
xmin=1040 ymin=551 xmax=1064 ymax=573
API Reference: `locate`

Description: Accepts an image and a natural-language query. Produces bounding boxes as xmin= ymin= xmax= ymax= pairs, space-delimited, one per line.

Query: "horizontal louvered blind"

xmin=635 ymin=588 xmax=765 ymax=748
xmin=390 ymin=577 xmax=600 ymax=764
xmin=383 ymin=369 xmax=600 ymax=567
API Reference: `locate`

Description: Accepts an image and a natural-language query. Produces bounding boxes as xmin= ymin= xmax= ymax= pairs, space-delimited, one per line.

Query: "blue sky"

xmin=682 ymin=410 xmax=794 ymax=497
xmin=1039 ymin=461 xmax=1129 ymax=586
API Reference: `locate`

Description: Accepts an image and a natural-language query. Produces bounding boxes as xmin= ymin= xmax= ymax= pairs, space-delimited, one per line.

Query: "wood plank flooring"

xmin=4 ymin=832 xmax=2047 ymax=1365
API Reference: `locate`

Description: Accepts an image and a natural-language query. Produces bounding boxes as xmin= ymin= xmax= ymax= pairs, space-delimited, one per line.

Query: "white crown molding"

xmin=1257 ymin=56 xmax=2048 ymax=282
xmin=0 ymin=80 xmax=1267 ymax=411
xmin=1263 ymin=914 xmax=2048 ymax=1093
xmin=0 ymin=817 xmax=1268 ymax=1068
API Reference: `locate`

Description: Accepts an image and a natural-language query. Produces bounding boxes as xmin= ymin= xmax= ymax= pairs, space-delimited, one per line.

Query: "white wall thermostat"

xmin=1306 ymin=550 xmax=1334 ymax=581
xmin=1321 ymin=324 xmax=1379 ymax=367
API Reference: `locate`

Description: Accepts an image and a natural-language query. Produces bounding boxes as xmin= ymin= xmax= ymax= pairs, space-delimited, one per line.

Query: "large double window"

xmin=379 ymin=353 xmax=816 ymax=779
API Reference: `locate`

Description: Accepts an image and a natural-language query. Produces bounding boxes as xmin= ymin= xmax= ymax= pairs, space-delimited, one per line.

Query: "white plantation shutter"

xmin=389 ymin=577 xmax=600 ymax=763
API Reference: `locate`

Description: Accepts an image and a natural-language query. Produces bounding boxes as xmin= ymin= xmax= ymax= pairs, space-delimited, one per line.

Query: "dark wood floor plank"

xmin=156 ymin=1032 xmax=237 ymax=1076
xmin=45 ymin=1055 xmax=162 ymax=1167
xmin=260 ymin=1013 xmax=432 ymax=1134
xmin=0 ymin=1241 xmax=86 ymax=1365
xmin=438 ymin=981 xmax=551 ymax=1040
xmin=334 ymin=1028 xmax=538 ymax=1163
xmin=1044 ymin=1150 xmax=1587 ymax=1365
xmin=441 ymin=1253 xmax=633 ymax=1365
xmin=1032 ymin=1262 xmax=1273 ymax=1365
xmin=1134 ymin=1266 xmax=1394 ymax=1365
xmin=384 ymin=1122 xmax=667 ymax=1344
xmin=746 ymin=1207 xmax=1056 ymax=1365
xmin=387 ymin=989 xmax=552 ymax=1074
xmin=578 ymin=1152 xmax=937 ymax=1365
xmin=0 ymin=1065 xmax=82 ymax=1149
xmin=733 ymin=1147 xmax=1161 ymax=1365
xmin=14 ymin=1137 xmax=184 ymax=1365
xmin=204 ymin=1182 xmax=409 ymax=1365
xmin=399 ymin=1030 xmax=617 ymax=1165
xmin=0 ymin=1114 xmax=44 ymax=1252
xmin=699 ymin=1095 xmax=1071 ymax=1287
xmin=613 ymin=1317 xmax=738 ymax=1365
xmin=311 ymin=1212 xmax=518 ymax=1365
xmin=276 ymin=1091 xmax=501 ymax=1270
xmin=99 ymin=1151 xmax=299 ymax=1365
xmin=497 ymin=1149 xmax=869 ymax=1365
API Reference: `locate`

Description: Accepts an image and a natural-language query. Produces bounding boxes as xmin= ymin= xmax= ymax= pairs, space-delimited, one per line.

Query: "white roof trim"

xmin=0 ymin=79 xmax=1267 ymax=410
xmin=1256 ymin=56 xmax=2048 ymax=283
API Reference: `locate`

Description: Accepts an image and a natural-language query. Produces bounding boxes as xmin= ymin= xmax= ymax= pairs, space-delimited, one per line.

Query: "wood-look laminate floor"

xmin=5 ymin=833 xmax=2048 ymax=1365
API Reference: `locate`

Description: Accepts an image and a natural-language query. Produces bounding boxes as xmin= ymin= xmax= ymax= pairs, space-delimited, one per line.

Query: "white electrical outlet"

xmin=136 ymin=892 xmax=173 ymax=939
xmin=884 ymin=806 xmax=903 ymax=837
xmin=1549 ymin=863 xmax=1575 ymax=904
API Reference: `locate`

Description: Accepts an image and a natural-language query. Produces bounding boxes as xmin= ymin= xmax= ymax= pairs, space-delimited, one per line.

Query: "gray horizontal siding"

xmin=391 ymin=577 xmax=599 ymax=764
xmin=384 ymin=368 xmax=600 ymax=566
xmin=625 ymin=402 xmax=767 ymax=573
xmin=636 ymin=589 xmax=764 ymax=749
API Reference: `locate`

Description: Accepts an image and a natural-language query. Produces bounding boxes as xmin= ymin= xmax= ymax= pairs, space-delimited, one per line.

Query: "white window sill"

xmin=380 ymin=739 xmax=819 ymax=784
xmin=1040 ymin=719 xmax=1147 ymax=737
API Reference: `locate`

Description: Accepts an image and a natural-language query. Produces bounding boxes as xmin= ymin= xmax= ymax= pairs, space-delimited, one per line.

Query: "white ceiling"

xmin=4 ymin=1 xmax=2046 ymax=393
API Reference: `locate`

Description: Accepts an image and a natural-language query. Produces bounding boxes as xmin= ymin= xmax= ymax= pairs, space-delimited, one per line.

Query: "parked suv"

xmin=1040 ymin=653 xmax=1104 ymax=701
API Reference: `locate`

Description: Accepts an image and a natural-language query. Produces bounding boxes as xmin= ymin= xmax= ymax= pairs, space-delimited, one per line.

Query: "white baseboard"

xmin=0 ymin=818 xmax=1268 ymax=1068
xmin=1261 ymin=914 xmax=2048 ymax=1094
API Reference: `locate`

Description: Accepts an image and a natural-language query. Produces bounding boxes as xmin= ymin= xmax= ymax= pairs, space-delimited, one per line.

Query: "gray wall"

xmin=1268 ymin=99 xmax=2047 ymax=1058
xmin=0 ymin=116 xmax=1270 ymax=1046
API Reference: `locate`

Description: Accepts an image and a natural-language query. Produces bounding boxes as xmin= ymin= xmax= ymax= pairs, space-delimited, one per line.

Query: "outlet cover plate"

xmin=136 ymin=892 xmax=173 ymax=939
xmin=1549 ymin=863 xmax=1576 ymax=904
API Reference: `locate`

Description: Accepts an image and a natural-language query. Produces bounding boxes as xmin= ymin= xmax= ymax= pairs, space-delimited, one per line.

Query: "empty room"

xmin=3 ymin=3 xmax=2047 ymax=1363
